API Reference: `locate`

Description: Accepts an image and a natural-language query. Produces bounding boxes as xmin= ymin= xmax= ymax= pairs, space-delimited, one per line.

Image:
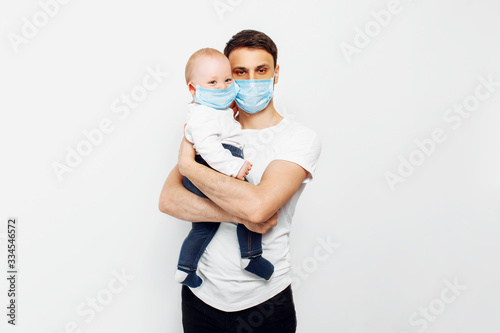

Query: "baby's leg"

xmin=176 ymin=222 xmax=220 ymax=288
xmin=236 ymin=224 xmax=274 ymax=280
xmin=176 ymin=155 xmax=216 ymax=288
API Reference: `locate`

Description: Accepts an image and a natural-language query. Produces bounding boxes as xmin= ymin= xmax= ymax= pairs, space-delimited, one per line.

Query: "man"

xmin=159 ymin=29 xmax=321 ymax=333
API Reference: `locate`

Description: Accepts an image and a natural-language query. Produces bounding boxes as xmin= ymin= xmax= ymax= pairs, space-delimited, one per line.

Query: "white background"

xmin=1 ymin=0 xmax=499 ymax=332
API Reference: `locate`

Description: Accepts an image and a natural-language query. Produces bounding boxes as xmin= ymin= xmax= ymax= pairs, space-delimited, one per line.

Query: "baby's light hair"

xmin=185 ymin=48 xmax=227 ymax=84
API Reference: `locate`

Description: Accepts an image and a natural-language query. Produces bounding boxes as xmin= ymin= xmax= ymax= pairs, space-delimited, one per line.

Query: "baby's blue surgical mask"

xmin=234 ymin=75 xmax=275 ymax=114
xmin=194 ymin=83 xmax=238 ymax=110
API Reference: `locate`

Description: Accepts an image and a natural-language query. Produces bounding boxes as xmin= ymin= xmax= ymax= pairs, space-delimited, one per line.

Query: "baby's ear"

xmin=187 ymin=82 xmax=196 ymax=96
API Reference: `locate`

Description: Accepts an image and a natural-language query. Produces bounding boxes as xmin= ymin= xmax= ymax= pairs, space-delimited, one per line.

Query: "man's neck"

xmin=237 ymin=101 xmax=284 ymax=130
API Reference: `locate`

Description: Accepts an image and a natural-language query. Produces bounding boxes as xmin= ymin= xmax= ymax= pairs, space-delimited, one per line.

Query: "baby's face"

xmin=190 ymin=56 xmax=234 ymax=90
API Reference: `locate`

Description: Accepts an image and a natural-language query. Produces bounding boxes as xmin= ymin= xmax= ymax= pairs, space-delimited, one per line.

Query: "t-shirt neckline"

xmin=241 ymin=117 xmax=288 ymax=132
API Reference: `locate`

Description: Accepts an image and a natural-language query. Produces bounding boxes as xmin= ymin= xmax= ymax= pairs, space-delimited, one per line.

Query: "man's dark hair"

xmin=224 ymin=30 xmax=278 ymax=68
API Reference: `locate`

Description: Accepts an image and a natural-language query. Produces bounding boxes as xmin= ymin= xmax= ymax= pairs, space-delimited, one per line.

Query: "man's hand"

xmin=178 ymin=130 xmax=196 ymax=176
xmin=240 ymin=212 xmax=278 ymax=234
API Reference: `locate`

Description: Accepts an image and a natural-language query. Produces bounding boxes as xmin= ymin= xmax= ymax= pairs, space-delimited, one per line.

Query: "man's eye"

xmin=258 ymin=68 xmax=267 ymax=73
xmin=236 ymin=70 xmax=245 ymax=75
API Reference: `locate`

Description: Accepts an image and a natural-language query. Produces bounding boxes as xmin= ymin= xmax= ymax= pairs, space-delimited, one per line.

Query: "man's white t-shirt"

xmin=190 ymin=117 xmax=322 ymax=312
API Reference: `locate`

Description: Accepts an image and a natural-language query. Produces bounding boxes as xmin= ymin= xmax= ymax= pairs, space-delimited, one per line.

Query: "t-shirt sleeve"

xmin=274 ymin=125 xmax=322 ymax=183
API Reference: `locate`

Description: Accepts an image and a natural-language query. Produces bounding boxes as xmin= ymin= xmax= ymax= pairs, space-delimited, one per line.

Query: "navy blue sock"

xmin=182 ymin=271 xmax=203 ymax=288
xmin=243 ymin=255 xmax=274 ymax=280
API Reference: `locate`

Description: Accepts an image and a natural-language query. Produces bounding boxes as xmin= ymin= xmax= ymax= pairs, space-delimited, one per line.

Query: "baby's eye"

xmin=208 ymin=80 xmax=216 ymax=84
xmin=225 ymin=78 xmax=233 ymax=83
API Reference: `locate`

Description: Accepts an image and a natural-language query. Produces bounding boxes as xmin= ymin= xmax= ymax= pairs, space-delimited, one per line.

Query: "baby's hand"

xmin=236 ymin=161 xmax=252 ymax=180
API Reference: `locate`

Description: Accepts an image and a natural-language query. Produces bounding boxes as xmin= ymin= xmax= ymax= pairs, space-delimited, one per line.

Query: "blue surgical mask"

xmin=234 ymin=77 xmax=275 ymax=114
xmin=194 ymin=83 xmax=238 ymax=109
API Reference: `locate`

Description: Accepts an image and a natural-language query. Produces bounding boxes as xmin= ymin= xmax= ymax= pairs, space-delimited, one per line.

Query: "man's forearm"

xmin=176 ymin=134 xmax=308 ymax=223
xmin=159 ymin=164 xmax=245 ymax=223
xmin=181 ymin=161 xmax=266 ymax=223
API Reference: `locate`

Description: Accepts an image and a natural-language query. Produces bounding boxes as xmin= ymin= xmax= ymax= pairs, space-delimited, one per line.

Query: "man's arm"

xmin=158 ymin=164 xmax=278 ymax=234
xmin=177 ymin=136 xmax=309 ymax=224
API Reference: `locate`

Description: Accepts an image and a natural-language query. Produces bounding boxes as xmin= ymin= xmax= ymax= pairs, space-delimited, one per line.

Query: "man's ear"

xmin=273 ymin=65 xmax=280 ymax=84
xmin=188 ymin=82 xmax=196 ymax=97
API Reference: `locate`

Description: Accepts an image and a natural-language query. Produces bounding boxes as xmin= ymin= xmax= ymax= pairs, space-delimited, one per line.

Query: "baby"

xmin=175 ymin=48 xmax=274 ymax=288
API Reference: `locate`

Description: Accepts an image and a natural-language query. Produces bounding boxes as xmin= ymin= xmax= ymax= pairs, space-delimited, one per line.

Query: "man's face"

xmin=227 ymin=47 xmax=279 ymax=83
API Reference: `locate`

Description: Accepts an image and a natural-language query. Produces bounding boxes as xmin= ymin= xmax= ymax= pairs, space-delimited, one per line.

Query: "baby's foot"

xmin=175 ymin=269 xmax=203 ymax=288
xmin=236 ymin=160 xmax=253 ymax=180
xmin=241 ymin=256 xmax=274 ymax=280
